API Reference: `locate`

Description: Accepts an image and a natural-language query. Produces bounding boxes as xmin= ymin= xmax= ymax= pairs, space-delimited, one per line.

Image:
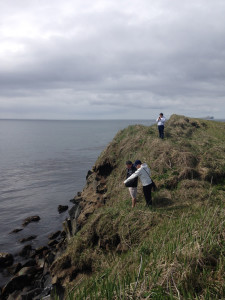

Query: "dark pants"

xmin=158 ymin=125 xmax=164 ymax=139
xmin=143 ymin=183 xmax=153 ymax=206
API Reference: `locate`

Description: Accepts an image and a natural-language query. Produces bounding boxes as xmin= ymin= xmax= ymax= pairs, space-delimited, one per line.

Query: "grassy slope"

xmin=54 ymin=115 xmax=225 ymax=300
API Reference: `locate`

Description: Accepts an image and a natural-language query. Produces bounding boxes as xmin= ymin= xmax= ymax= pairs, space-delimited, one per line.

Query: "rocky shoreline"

xmin=0 ymin=202 xmax=76 ymax=300
xmin=0 ymin=155 xmax=110 ymax=300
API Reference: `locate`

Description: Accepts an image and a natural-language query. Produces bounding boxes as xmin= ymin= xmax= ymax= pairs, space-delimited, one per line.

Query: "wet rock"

xmin=86 ymin=169 xmax=93 ymax=179
xmin=17 ymin=266 xmax=38 ymax=277
xmin=23 ymin=259 xmax=36 ymax=267
xmin=7 ymin=263 xmax=22 ymax=275
xmin=22 ymin=216 xmax=40 ymax=226
xmin=58 ymin=205 xmax=68 ymax=214
xmin=6 ymin=290 xmax=21 ymax=300
xmin=0 ymin=252 xmax=14 ymax=268
xmin=48 ymin=239 xmax=59 ymax=247
xmin=35 ymin=246 xmax=49 ymax=256
xmin=70 ymin=196 xmax=82 ymax=204
xmin=18 ymin=288 xmax=43 ymax=300
xmin=1 ymin=274 xmax=30 ymax=299
xmin=19 ymin=245 xmax=33 ymax=257
xmin=10 ymin=228 xmax=23 ymax=234
xmin=48 ymin=230 xmax=61 ymax=240
xmin=19 ymin=235 xmax=37 ymax=243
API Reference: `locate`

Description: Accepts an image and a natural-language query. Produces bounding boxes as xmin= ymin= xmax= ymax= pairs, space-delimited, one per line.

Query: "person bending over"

xmin=125 ymin=161 xmax=138 ymax=208
xmin=124 ymin=160 xmax=153 ymax=207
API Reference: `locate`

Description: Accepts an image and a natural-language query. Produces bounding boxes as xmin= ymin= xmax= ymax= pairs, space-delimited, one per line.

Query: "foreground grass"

xmin=61 ymin=197 xmax=224 ymax=299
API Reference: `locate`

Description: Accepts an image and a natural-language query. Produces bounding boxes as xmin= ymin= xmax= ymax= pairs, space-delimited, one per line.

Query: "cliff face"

xmin=51 ymin=115 xmax=225 ymax=299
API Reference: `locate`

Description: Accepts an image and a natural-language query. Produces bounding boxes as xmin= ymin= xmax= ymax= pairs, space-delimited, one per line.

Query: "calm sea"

xmin=0 ymin=120 xmax=153 ymax=260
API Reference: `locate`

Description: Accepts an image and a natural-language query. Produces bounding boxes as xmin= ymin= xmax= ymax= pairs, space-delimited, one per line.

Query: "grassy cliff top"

xmin=52 ymin=115 xmax=225 ymax=300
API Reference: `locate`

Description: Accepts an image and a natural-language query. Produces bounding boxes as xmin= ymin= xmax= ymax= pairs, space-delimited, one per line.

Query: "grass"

xmin=51 ymin=115 xmax=225 ymax=299
xmin=63 ymin=202 xmax=224 ymax=299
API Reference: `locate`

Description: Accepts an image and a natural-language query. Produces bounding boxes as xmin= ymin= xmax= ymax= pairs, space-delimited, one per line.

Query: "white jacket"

xmin=124 ymin=163 xmax=152 ymax=186
xmin=156 ymin=116 xmax=166 ymax=126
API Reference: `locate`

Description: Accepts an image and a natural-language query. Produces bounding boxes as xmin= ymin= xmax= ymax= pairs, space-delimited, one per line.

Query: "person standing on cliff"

xmin=125 ymin=161 xmax=138 ymax=208
xmin=124 ymin=160 xmax=153 ymax=207
xmin=156 ymin=113 xmax=166 ymax=139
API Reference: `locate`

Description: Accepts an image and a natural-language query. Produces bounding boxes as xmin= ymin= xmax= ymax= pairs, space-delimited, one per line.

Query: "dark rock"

xmin=86 ymin=170 xmax=93 ymax=179
xmin=19 ymin=235 xmax=37 ymax=243
xmin=19 ymin=288 xmax=43 ymax=300
xmin=77 ymin=191 xmax=82 ymax=197
xmin=45 ymin=252 xmax=55 ymax=266
xmin=6 ymin=290 xmax=21 ymax=300
xmin=60 ymin=231 xmax=66 ymax=238
xmin=2 ymin=274 xmax=30 ymax=299
xmin=0 ymin=252 xmax=14 ymax=268
xmin=10 ymin=228 xmax=23 ymax=234
xmin=35 ymin=246 xmax=49 ymax=256
xmin=22 ymin=216 xmax=40 ymax=227
xmin=70 ymin=196 xmax=82 ymax=204
xmin=48 ymin=230 xmax=61 ymax=240
xmin=17 ymin=266 xmax=38 ymax=277
xmin=23 ymin=259 xmax=36 ymax=267
xmin=95 ymin=158 xmax=114 ymax=176
xmin=58 ymin=205 xmax=68 ymax=214
xmin=48 ymin=240 xmax=59 ymax=247
xmin=19 ymin=245 xmax=33 ymax=257
xmin=7 ymin=263 xmax=22 ymax=275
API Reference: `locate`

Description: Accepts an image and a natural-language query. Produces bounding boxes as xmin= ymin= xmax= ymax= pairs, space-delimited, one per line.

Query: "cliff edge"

xmin=51 ymin=115 xmax=225 ymax=299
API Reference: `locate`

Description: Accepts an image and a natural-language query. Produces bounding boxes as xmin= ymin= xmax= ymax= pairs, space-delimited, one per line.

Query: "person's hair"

xmin=160 ymin=112 xmax=163 ymax=116
xmin=126 ymin=161 xmax=132 ymax=165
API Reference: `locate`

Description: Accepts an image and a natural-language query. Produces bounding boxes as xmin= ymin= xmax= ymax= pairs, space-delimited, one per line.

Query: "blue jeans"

xmin=158 ymin=125 xmax=164 ymax=139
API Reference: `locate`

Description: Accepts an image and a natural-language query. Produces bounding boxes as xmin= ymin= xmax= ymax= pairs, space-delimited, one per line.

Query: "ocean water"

xmin=0 ymin=120 xmax=153 ymax=261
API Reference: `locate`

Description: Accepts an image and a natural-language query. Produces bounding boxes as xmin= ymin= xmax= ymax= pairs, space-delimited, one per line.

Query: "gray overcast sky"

xmin=0 ymin=0 xmax=225 ymax=119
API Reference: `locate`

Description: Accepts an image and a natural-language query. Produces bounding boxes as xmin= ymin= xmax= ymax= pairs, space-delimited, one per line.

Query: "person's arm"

xmin=124 ymin=169 xmax=139 ymax=183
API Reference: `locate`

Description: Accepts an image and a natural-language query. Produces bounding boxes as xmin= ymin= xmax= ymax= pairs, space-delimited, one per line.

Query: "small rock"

xmin=70 ymin=197 xmax=82 ymax=204
xmin=19 ymin=245 xmax=32 ymax=257
xmin=7 ymin=263 xmax=22 ymax=275
xmin=48 ymin=239 xmax=59 ymax=247
xmin=48 ymin=230 xmax=61 ymax=240
xmin=35 ymin=246 xmax=48 ymax=256
xmin=86 ymin=170 xmax=93 ymax=179
xmin=23 ymin=259 xmax=36 ymax=267
xmin=58 ymin=205 xmax=68 ymax=214
xmin=45 ymin=253 xmax=55 ymax=265
xmin=19 ymin=235 xmax=37 ymax=243
xmin=19 ymin=288 xmax=43 ymax=300
xmin=22 ymin=216 xmax=40 ymax=227
xmin=10 ymin=228 xmax=23 ymax=234
xmin=2 ymin=274 xmax=30 ymax=299
xmin=0 ymin=252 xmax=14 ymax=268
xmin=6 ymin=290 xmax=21 ymax=300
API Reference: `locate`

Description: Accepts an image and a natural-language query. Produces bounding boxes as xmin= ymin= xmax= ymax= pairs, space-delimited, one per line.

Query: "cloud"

xmin=0 ymin=0 xmax=225 ymax=119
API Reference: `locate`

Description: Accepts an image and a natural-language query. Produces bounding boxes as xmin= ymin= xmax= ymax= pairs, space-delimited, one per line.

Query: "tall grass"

xmin=65 ymin=203 xmax=224 ymax=299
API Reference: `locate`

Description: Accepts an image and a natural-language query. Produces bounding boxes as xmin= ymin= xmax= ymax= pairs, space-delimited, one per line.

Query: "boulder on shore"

xmin=22 ymin=216 xmax=40 ymax=226
xmin=0 ymin=252 xmax=14 ymax=268
xmin=19 ymin=235 xmax=37 ymax=243
xmin=58 ymin=205 xmax=68 ymax=214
